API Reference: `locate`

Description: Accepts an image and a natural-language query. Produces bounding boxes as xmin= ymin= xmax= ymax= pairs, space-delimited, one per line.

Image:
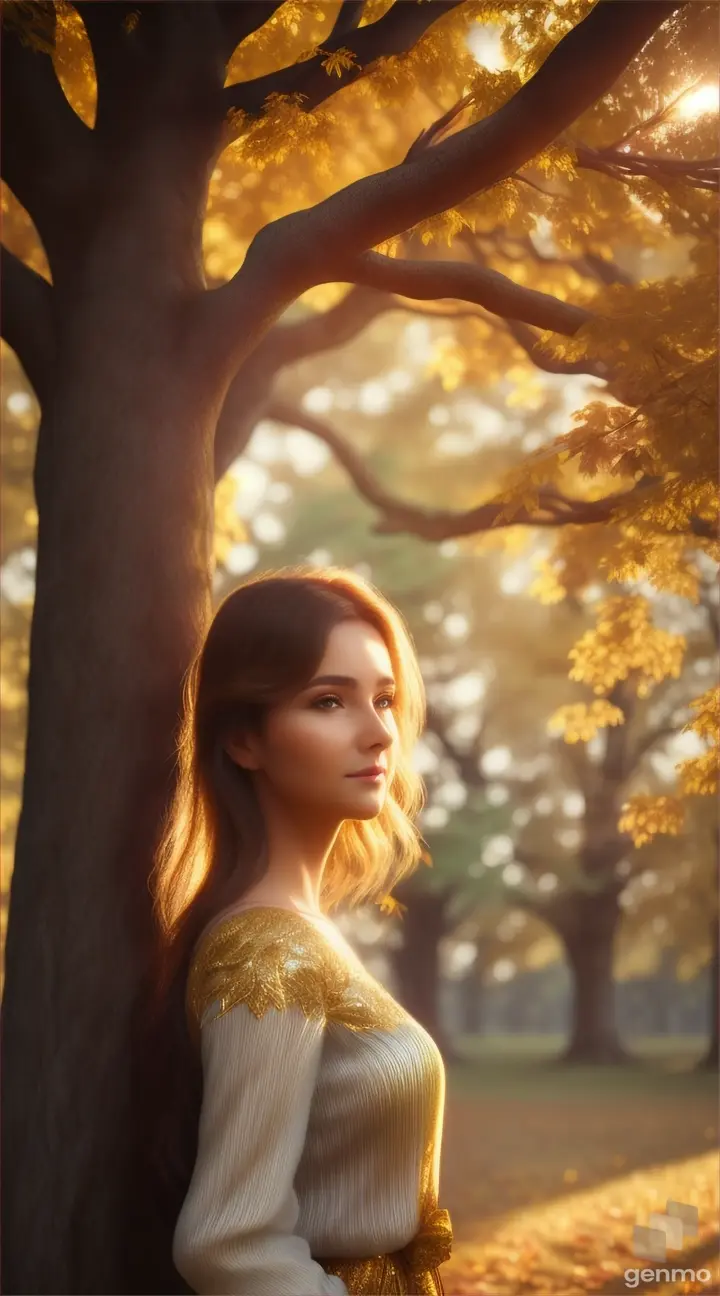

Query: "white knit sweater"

xmin=172 ymin=905 xmax=453 ymax=1296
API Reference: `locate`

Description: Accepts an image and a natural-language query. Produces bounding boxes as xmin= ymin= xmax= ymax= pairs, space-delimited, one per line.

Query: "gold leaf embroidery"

xmin=187 ymin=907 xmax=406 ymax=1036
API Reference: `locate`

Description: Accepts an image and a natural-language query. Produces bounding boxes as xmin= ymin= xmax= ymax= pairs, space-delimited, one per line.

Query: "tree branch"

xmin=329 ymin=1 xmax=367 ymax=40
xmin=262 ymin=404 xmax=715 ymax=544
xmin=226 ymin=0 xmax=464 ymax=116
xmin=211 ymin=2 xmax=681 ymax=363
xmin=576 ymin=143 xmax=719 ymax=191
xmin=264 ymin=285 xmax=394 ymax=367
xmin=1 ymin=248 xmax=54 ymax=404
xmin=346 ymin=250 xmax=592 ymax=335
xmin=425 ymin=704 xmax=487 ymax=790
xmin=631 ymin=720 xmax=684 ymax=767
xmin=477 ymin=233 xmax=633 ymax=289
xmin=251 ymin=1 xmax=684 ymax=280
xmin=1 ymin=6 xmax=94 ymax=266
xmin=213 ymin=286 xmax=395 ymax=481
xmin=504 ymin=319 xmax=607 ymax=378
xmin=217 ymin=2 xmax=285 ymax=62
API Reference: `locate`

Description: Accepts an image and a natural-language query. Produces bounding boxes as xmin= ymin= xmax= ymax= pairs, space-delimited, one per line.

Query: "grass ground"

xmin=439 ymin=1036 xmax=719 ymax=1296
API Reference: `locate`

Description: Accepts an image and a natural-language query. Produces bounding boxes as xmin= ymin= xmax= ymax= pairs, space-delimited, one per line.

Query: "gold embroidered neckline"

xmin=195 ymin=903 xmax=332 ymax=957
xmin=187 ymin=904 xmax=407 ymax=1036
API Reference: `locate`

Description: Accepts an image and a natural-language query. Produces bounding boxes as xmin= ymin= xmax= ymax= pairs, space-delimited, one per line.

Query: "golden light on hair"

xmin=149 ymin=566 xmax=428 ymax=963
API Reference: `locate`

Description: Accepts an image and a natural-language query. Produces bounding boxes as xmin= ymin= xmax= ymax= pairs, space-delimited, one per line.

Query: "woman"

xmin=150 ymin=566 xmax=453 ymax=1295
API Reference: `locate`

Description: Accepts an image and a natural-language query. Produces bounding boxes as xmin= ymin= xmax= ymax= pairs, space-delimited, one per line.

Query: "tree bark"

xmin=389 ymin=884 xmax=457 ymax=1062
xmin=558 ymin=889 xmax=630 ymax=1065
xmin=1 ymin=283 xmax=218 ymax=1293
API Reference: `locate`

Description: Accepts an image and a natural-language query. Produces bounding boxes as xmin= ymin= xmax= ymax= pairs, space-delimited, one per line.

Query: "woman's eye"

xmin=377 ymin=695 xmax=395 ymax=710
xmin=313 ymin=695 xmax=341 ymax=709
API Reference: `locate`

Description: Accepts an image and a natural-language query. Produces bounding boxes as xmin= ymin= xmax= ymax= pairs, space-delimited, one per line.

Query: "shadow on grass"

xmin=441 ymin=1036 xmax=718 ymax=1242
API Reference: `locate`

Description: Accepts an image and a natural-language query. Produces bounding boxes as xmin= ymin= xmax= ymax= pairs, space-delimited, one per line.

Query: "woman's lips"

xmin=347 ymin=768 xmax=385 ymax=781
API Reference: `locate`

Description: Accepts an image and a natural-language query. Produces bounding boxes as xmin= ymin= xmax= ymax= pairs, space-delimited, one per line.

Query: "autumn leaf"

xmin=320 ymin=46 xmax=358 ymax=78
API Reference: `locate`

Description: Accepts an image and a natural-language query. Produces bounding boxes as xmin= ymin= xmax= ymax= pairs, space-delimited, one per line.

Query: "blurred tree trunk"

xmin=558 ymin=888 xmax=629 ymax=1064
xmin=698 ymin=921 xmax=719 ymax=1071
xmin=458 ymin=960 xmax=484 ymax=1034
xmin=389 ymin=883 xmax=457 ymax=1061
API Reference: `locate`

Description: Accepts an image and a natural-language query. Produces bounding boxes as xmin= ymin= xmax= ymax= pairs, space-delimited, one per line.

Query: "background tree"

xmin=1 ymin=2 xmax=711 ymax=1293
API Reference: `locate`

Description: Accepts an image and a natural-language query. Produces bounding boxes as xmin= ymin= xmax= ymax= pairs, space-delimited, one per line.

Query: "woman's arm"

xmin=173 ymin=1002 xmax=348 ymax=1296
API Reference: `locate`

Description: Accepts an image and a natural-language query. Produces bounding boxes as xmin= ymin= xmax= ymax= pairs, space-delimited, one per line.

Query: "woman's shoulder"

xmin=186 ymin=905 xmax=347 ymax=1034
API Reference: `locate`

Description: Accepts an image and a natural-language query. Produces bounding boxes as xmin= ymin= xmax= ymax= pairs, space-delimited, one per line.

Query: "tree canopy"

xmin=2 ymin=4 xmax=718 ymax=1287
xmin=4 ymin=0 xmax=716 ymax=863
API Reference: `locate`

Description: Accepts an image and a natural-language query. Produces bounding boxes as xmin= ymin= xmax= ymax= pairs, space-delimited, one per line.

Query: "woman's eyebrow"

xmin=307 ymin=674 xmax=395 ymax=689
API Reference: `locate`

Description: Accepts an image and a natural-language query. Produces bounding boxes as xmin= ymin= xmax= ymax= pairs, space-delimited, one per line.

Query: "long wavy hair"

xmin=145 ymin=565 xmax=427 ymax=1210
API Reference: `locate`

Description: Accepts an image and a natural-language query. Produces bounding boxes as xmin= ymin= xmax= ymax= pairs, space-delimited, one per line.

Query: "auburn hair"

xmin=144 ymin=565 xmax=427 ymax=1211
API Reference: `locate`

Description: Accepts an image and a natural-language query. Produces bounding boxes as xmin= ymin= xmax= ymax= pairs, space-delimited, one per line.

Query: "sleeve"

xmin=172 ymin=999 xmax=348 ymax=1296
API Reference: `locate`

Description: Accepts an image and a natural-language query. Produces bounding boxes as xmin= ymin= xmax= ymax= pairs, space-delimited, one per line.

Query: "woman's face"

xmin=229 ymin=618 xmax=399 ymax=824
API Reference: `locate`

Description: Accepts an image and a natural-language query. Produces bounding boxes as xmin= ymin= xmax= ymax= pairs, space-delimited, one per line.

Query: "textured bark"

xmin=2 ymin=286 xmax=217 ymax=1293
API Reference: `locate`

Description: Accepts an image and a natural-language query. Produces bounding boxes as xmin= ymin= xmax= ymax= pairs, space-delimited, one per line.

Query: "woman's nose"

xmin=363 ymin=708 xmax=393 ymax=749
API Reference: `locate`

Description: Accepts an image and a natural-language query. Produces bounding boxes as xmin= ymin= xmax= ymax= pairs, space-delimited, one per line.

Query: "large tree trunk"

xmin=389 ymin=884 xmax=457 ymax=1061
xmin=1 ymin=271 xmax=219 ymax=1293
xmin=558 ymin=888 xmax=630 ymax=1065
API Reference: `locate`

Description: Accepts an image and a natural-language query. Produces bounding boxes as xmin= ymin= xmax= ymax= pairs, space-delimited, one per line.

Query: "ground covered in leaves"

xmin=438 ymin=1037 xmax=718 ymax=1296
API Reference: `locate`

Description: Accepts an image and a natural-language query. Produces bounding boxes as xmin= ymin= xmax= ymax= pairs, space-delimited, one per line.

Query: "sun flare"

xmin=676 ymin=83 xmax=720 ymax=119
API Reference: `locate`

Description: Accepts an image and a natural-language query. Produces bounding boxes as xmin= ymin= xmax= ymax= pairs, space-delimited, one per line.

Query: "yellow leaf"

xmin=321 ymin=46 xmax=358 ymax=77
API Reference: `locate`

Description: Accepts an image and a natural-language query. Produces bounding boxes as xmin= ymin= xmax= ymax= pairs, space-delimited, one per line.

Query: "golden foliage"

xmin=548 ymin=699 xmax=626 ymax=744
xmin=213 ymin=475 xmax=248 ymax=567
xmin=320 ymin=46 xmax=358 ymax=78
xmin=619 ymin=794 xmax=686 ymax=847
xmin=678 ymin=687 xmax=720 ymax=797
xmin=568 ymin=596 xmax=685 ymax=698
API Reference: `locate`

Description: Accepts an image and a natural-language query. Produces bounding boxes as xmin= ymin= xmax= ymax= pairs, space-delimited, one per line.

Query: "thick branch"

xmin=1 ymin=248 xmax=54 ymax=403
xmin=1 ymin=8 xmax=94 ymax=264
xmin=347 ymin=251 xmax=592 ymax=335
xmin=226 ymin=0 xmax=464 ymax=116
xmin=213 ymin=286 xmax=394 ymax=480
xmin=81 ymin=2 xmax=229 ymax=147
xmin=217 ymin=2 xmax=285 ymax=62
xmin=211 ymin=2 xmax=680 ymax=361
xmin=330 ymin=1 xmax=367 ymax=40
xmin=459 ymin=233 xmax=610 ymax=377
xmin=253 ymin=1 xmax=683 ymax=279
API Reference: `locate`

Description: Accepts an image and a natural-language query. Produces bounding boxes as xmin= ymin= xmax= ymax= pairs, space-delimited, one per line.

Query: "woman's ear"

xmin=224 ymin=732 xmax=261 ymax=772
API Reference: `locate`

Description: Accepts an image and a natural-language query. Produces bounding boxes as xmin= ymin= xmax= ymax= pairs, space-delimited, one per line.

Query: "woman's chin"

xmin=343 ymin=787 xmax=387 ymax=819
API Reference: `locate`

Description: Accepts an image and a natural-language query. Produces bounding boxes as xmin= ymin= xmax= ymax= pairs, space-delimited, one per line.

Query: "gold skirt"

xmin=315 ymin=1206 xmax=452 ymax=1296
